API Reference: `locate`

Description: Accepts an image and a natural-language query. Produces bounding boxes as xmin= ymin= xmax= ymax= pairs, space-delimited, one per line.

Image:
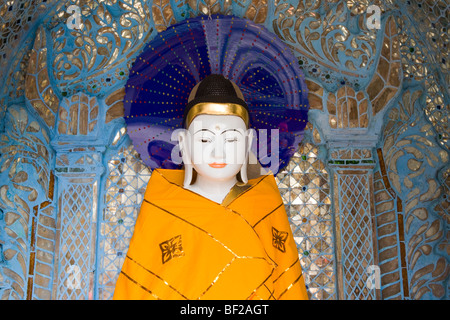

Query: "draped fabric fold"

xmin=113 ymin=169 xmax=308 ymax=300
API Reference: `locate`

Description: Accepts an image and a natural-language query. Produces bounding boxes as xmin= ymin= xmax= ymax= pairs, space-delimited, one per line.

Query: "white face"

xmin=184 ymin=114 xmax=249 ymax=181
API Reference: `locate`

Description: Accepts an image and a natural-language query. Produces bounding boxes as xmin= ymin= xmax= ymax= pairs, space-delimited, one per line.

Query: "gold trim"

xmin=126 ymin=255 xmax=188 ymax=299
xmin=185 ymin=102 xmax=249 ymax=128
xmin=245 ymin=269 xmax=275 ymax=300
xmin=252 ymin=202 xmax=283 ymax=228
xmin=143 ymin=199 xmax=239 ymax=257
xmin=120 ymin=270 xmax=161 ymax=299
xmin=272 ymin=258 xmax=301 ymax=284
xmin=277 ymin=273 xmax=304 ymax=300
xmin=220 ymin=183 xmax=253 ymax=207
xmin=197 ymin=257 xmax=236 ymax=299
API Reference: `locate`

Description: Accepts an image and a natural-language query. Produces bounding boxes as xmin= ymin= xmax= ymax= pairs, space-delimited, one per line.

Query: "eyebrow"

xmin=220 ymin=129 xmax=243 ymax=135
xmin=193 ymin=128 xmax=243 ymax=135
xmin=194 ymin=129 xmax=214 ymax=134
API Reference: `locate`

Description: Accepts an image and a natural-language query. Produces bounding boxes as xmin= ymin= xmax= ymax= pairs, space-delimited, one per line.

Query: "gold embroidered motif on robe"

xmin=113 ymin=168 xmax=308 ymax=300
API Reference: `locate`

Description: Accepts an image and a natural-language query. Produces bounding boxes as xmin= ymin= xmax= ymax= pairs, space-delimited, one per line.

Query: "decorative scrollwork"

xmin=49 ymin=0 xmax=154 ymax=96
xmin=271 ymin=0 xmax=384 ymax=88
xmin=382 ymin=88 xmax=449 ymax=299
xmin=25 ymin=26 xmax=60 ymax=129
xmin=0 ymin=105 xmax=52 ymax=299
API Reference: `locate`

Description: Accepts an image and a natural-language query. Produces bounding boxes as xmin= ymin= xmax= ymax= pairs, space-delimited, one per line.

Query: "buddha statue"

xmin=114 ymin=74 xmax=308 ymax=300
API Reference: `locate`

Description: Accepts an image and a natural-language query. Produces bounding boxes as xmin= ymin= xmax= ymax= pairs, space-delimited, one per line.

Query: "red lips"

xmin=208 ymin=162 xmax=227 ymax=168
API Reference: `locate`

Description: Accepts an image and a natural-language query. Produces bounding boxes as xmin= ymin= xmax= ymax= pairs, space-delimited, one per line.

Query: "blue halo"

xmin=124 ymin=15 xmax=309 ymax=175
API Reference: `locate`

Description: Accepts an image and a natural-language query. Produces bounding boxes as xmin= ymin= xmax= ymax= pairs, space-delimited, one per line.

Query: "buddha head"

xmin=177 ymin=74 xmax=254 ymax=188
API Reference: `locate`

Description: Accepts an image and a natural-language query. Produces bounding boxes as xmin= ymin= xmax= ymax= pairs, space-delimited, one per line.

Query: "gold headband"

xmin=185 ymin=102 xmax=249 ymax=128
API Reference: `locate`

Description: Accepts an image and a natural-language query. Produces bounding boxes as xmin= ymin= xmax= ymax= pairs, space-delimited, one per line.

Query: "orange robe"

xmin=113 ymin=168 xmax=308 ymax=300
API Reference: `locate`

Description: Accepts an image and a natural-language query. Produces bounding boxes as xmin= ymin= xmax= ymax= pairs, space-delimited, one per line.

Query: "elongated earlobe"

xmin=183 ymin=164 xmax=193 ymax=187
xmin=239 ymin=161 xmax=248 ymax=184
xmin=178 ymin=130 xmax=193 ymax=187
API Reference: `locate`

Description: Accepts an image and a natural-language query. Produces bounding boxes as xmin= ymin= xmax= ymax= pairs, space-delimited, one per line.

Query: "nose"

xmin=212 ymin=138 xmax=225 ymax=159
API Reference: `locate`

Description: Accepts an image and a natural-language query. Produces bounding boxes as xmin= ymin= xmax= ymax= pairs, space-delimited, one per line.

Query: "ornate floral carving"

xmin=0 ymin=105 xmax=52 ymax=299
xmin=272 ymin=0 xmax=383 ymax=87
xmin=381 ymin=88 xmax=449 ymax=299
xmin=152 ymin=0 xmax=176 ymax=32
xmin=49 ymin=0 xmax=154 ymax=96
xmin=25 ymin=26 xmax=60 ymax=129
xmin=367 ymin=16 xmax=402 ymax=116
xmin=244 ymin=0 xmax=268 ymax=24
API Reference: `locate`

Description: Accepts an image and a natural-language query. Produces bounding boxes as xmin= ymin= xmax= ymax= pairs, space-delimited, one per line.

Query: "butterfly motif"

xmin=272 ymin=227 xmax=289 ymax=253
xmin=159 ymin=235 xmax=184 ymax=264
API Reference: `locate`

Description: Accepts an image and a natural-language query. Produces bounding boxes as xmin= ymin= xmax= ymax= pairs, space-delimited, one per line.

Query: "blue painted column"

xmin=50 ymin=93 xmax=106 ymax=300
xmin=327 ymin=132 xmax=381 ymax=300
xmin=51 ymin=145 xmax=105 ymax=300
